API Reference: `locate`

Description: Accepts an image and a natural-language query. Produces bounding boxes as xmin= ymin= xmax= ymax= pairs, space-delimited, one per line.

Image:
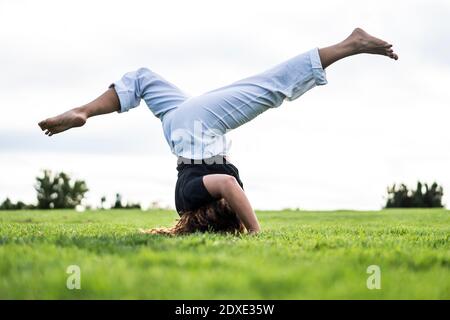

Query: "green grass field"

xmin=0 ymin=209 xmax=449 ymax=299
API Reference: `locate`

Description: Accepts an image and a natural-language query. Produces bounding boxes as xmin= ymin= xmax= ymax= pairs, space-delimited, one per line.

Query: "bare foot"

xmin=38 ymin=108 xmax=87 ymax=136
xmin=345 ymin=28 xmax=398 ymax=60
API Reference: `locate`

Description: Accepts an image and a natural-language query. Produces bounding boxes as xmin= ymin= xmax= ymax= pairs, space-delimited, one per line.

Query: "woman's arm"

xmin=203 ymin=174 xmax=261 ymax=234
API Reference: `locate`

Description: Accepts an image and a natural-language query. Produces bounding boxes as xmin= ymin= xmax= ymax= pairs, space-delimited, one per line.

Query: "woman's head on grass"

xmin=143 ymin=199 xmax=245 ymax=235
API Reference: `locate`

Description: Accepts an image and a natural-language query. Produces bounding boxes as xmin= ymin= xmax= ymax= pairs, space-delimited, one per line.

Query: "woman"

xmin=38 ymin=28 xmax=398 ymax=235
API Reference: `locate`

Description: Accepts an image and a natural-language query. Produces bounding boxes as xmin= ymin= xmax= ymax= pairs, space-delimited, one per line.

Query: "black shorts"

xmin=175 ymin=156 xmax=244 ymax=215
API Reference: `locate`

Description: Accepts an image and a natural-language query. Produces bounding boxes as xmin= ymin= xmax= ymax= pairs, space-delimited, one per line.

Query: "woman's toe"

xmin=38 ymin=120 xmax=48 ymax=130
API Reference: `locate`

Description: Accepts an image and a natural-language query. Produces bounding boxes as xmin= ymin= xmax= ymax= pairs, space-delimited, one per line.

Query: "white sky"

xmin=1 ymin=0 xmax=449 ymax=210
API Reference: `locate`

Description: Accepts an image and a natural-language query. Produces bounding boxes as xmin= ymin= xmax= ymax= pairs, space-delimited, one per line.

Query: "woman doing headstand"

xmin=38 ymin=28 xmax=398 ymax=235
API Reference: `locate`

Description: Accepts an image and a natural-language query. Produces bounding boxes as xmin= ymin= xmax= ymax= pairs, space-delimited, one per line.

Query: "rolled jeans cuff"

xmin=109 ymin=82 xmax=133 ymax=113
xmin=309 ymin=47 xmax=328 ymax=86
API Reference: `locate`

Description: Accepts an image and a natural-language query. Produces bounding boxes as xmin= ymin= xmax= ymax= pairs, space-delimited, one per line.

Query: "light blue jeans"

xmin=111 ymin=48 xmax=327 ymax=160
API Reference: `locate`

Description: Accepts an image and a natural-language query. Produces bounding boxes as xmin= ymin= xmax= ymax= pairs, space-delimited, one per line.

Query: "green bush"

xmin=385 ymin=182 xmax=444 ymax=208
xmin=35 ymin=170 xmax=88 ymax=209
xmin=0 ymin=198 xmax=32 ymax=210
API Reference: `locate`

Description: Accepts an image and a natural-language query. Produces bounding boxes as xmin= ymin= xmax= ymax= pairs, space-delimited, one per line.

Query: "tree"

xmin=35 ymin=170 xmax=88 ymax=209
xmin=0 ymin=198 xmax=32 ymax=210
xmin=113 ymin=193 xmax=123 ymax=209
xmin=100 ymin=196 xmax=107 ymax=209
xmin=385 ymin=181 xmax=444 ymax=208
xmin=111 ymin=193 xmax=141 ymax=209
xmin=0 ymin=198 xmax=14 ymax=210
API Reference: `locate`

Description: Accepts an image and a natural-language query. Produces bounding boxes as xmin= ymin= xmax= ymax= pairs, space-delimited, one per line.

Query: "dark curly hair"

xmin=141 ymin=199 xmax=245 ymax=235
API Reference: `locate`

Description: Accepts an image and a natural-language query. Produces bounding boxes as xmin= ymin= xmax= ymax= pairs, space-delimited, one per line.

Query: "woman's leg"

xmin=38 ymin=88 xmax=120 ymax=135
xmin=171 ymin=28 xmax=398 ymax=137
xmin=170 ymin=47 xmax=327 ymax=138
xmin=38 ymin=68 xmax=189 ymax=135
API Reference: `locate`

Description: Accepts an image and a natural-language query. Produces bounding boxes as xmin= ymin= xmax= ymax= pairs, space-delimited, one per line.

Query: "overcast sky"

xmin=1 ymin=0 xmax=449 ymax=210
